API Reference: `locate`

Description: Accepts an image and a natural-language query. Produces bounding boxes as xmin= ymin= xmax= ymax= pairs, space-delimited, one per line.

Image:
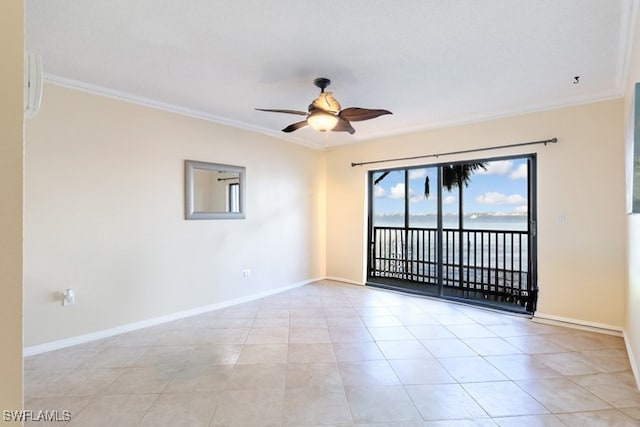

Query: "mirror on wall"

xmin=185 ymin=160 xmax=246 ymax=219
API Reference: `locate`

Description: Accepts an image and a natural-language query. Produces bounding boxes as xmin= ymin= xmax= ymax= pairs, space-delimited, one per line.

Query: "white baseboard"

xmin=24 ymin=278 xmax=316 ymax=357
xmin=623 ymin=330 xmax=640 ymax=391
xmin=323 ymin=276 xmax=364 ymax=286
xmin=533 ymin=312 xmax=623 ymax=337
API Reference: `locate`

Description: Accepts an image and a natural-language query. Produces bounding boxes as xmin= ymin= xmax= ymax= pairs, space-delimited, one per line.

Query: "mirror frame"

xmin=184 ymin=160 xmax=246 ymax=220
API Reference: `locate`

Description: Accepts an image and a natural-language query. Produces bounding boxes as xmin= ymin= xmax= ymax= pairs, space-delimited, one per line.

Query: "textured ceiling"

xmin=26 ymin=0 xmax=637 ymax=149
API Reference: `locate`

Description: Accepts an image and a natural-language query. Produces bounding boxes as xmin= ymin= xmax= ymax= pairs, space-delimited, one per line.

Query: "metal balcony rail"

xmin=369 ymin=226 xmax=532 ymax=309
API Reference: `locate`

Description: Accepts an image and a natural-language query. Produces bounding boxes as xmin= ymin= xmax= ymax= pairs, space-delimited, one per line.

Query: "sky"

xmin=373 ymin=158 xmax=529 ymax=216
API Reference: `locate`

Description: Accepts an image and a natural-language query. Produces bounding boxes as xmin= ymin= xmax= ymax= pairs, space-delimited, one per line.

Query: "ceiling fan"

xmin=256 ymin=78 xmax=392 ymax=134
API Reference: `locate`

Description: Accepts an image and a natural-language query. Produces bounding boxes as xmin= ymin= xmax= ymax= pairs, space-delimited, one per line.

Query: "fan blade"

xmin=339 ymin=107 xmax=392 ymax=122
xmin=282 ymin=121 xmax=308 ymax=133
xmin=255 ymin=108 xmax=308 ymax=116
xmin=332 ymin=118 xmax=355 ymax=134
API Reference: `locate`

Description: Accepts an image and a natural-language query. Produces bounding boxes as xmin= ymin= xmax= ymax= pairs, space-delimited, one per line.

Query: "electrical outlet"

xmin=243 ymin=269 xmax=251 ymax=277
xmin=62 ymin=288 xmax=75 ymax=306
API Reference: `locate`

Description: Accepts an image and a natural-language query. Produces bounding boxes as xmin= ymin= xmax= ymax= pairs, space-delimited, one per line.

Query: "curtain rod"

xmin=351 ymin=137 xmax=558 ymax=167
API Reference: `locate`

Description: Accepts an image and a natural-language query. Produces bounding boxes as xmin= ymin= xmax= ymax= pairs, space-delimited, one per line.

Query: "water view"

xmin=374 ymin=213 xmax=528 ymax=231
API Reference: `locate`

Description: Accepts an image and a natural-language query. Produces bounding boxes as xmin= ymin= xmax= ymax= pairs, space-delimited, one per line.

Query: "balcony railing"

xmin=369 ymin=226 xmax=534 ymax=310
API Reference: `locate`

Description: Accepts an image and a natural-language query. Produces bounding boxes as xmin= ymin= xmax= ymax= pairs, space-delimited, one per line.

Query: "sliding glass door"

xmin=367 ymin=155 xmax=537 ymax=314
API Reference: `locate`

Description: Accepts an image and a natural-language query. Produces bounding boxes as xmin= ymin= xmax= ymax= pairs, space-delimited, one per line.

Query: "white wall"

xmin=0 ymin=0 xmax=24 ymax=414
xmin=326 ymin=99 xmax=627 ymax=329
xmin=624 ymin=1 xmax=640 ymax=387
xmin=24 ymin=82 xmax=629 ymax=353
xmin=24 ymin=84 xmax=326 ymax=347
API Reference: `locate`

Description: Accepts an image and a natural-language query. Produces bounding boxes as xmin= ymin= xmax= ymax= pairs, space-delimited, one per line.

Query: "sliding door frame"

xmin=366 ymin=153 xmax=538 ymax=314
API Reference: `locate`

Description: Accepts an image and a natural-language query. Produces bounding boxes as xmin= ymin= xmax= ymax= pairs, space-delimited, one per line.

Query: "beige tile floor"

xmin=24 ymin=280 xmax=640 ymax=426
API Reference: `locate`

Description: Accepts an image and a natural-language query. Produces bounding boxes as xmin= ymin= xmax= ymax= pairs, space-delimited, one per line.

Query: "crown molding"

xmin=43 ymin=74 xmax=325 ymax=150
xmin=616 ymin=0 xmax=640 ymax=93
xmin=44 ymin=73 xmax=622 ymax=152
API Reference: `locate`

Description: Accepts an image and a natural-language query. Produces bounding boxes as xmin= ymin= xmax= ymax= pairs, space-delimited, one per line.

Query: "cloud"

xmin=408 ymin=169 xmax=427 ymax=180
xmin=389 ymin=183 xmax=405 ymax=199
xmin=475 ymin=160 xmax=527 ymax=179
xmin=443 ymin=195 xmax=456 ymax=205
xmin=476 ymin=192 xmax=526 ymax=205
xmin=410 ymin=194 xmax=425 ymax=203
xmin=388 ymin=182 xmax=426 ymax=202
xmin=407 ymin=189 xmax=424 ymax=203
xmin=509 ymin=163 xmax=527 ymax=179
xmin=475 ymin=160 xmax=513 ymax=176
xmin=514 ymin=205 xmax=528 ymax=213
xmin=374 ymin=185 xmax=385 ymax=198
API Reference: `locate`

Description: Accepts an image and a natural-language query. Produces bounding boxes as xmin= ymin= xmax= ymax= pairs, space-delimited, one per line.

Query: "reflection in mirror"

xmin=185 ymin=160 xmax=245 ymax=219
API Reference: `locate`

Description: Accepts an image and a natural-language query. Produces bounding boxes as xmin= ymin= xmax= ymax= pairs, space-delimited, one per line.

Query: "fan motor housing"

xmin=313 ymin=77 xmax=331 ymax=91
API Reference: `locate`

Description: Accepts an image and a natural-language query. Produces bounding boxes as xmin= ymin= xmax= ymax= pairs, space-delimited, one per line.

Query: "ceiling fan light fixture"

xmin=307 ymin=110 xmax=338 ymax=132
xmin=256 ymin=77 xmax=392 ymax=135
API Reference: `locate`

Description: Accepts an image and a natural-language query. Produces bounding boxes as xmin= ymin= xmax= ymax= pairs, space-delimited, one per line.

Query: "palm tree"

xmin=424 ymin=162 xmax=486 ymax=198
